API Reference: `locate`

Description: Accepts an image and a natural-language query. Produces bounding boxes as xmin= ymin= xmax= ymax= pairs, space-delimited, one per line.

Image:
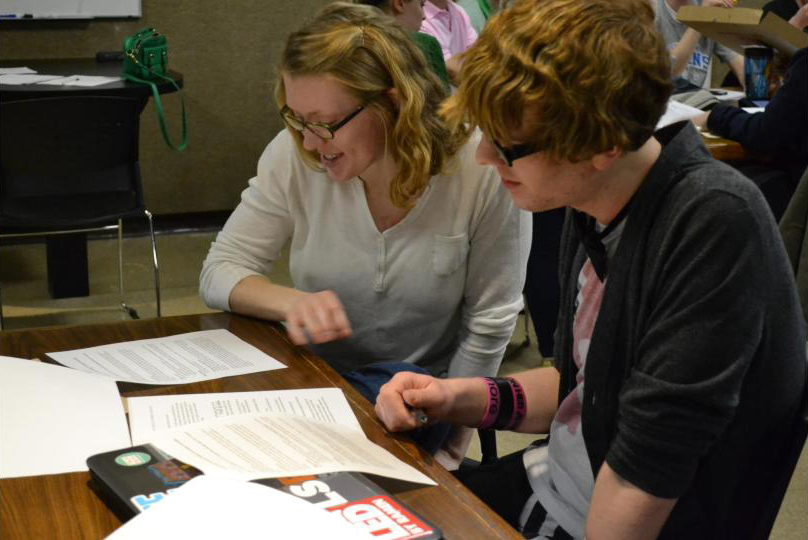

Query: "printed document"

xmin=148 ymin=413 xmax=436 ymax=486
xmin=657 ymin=99 xmax=704 ymax=130
xmin=36 ymin=75 xmax=121 ymax=87
xmin=106 ymin=475 xmax=372 ymax=539
xmin=47 ymin=329 xmax=285 ymax=385
xmin=128 ymin=388 xmax=362 ymax=444
xmin=0 ymin=73 xmax=62 ymax=85
xmin=0 ymin=356 xmax=130 ymax=478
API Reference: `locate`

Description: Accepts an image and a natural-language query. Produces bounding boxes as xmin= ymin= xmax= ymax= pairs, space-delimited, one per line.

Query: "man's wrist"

xmin=444 ymin=377 xmax=490 ymax=426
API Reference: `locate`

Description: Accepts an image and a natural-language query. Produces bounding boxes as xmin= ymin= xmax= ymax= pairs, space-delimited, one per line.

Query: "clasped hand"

xmin=375 ymin=372 xmax=454 ymax=431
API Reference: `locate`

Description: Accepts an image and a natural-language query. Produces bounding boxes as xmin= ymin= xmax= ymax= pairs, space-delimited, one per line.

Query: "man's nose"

xmin=476 ymin=137 xmax=507 ymax=168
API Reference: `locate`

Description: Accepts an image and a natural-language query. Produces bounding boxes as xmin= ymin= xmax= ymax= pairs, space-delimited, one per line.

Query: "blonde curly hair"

xmin=443 ymin=0 xmax=673 ymax=163
xmin=276 ymin=2 xmax=465 ymax=208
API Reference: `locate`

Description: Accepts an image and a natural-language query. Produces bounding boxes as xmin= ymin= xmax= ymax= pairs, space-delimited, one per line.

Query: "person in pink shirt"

xmin=420 ymin=0 xmax=477 ymax=82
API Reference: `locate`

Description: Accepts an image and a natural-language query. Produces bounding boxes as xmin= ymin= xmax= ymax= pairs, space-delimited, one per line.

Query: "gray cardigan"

xmin=779 ymin=165 xmax=808 ymax=323
xmin=554 ymin=122 xmax=807 ymax=537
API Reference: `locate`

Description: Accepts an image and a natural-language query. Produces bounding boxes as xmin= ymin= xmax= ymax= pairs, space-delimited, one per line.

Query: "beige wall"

xmin=0 ymin=0 xmax=329 ymax=215
xmin=0 ymin=0 xmax=777 ymax=213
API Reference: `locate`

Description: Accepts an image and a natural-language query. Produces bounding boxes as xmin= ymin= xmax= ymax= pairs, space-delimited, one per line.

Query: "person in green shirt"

xmin=357 ymin=0 xmax=451 ymax=89
xmin=457 ymin=0 xmax=493 ymax=34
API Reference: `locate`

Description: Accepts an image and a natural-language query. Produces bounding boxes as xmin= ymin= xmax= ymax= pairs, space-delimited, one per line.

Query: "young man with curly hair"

xmin=374 ymin=0 xmax=808 ymax=537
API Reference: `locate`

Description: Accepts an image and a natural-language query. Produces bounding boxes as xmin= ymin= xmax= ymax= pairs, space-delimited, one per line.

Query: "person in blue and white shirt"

xmin=653 ymin=0 xmax=745 ymax=88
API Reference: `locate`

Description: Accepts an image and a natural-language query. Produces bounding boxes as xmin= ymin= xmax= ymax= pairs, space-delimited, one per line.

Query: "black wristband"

xmin=492 ymin=378 xmax=515 ymax=430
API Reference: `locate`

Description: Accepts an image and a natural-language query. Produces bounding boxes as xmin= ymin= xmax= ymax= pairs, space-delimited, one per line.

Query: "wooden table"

xmin=704 ymin=134 xmax=747 ymax=162
xmin=0 ymin=313 xmax=521 ymax=539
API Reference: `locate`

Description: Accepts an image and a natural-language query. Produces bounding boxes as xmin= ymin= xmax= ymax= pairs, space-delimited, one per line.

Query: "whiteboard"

xmin=0 ymin=0 xmax=141 ymax=18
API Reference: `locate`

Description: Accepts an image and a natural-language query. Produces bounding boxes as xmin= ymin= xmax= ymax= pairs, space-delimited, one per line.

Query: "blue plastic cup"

xmin=744 ymin=46 xmax=773 ymax=100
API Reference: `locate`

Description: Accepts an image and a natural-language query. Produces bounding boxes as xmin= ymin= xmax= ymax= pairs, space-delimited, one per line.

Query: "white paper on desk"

xmin=106 ymin=475 xmax=372 ymax=540
xmin=656 ymin=99 xmax=704 ymax=130
xmin=0 ymin=73 xmax=62 ymax=85
xmin=128 ymin=388 xmax=362 ymax=444
xmin=0 ymin=356 xmax=131 ymax=478
xmin=47 ymin=329 xmax=285 ymax=385
xmin=149 ymin=413 xmax=436 ymax=486
xmin=0 ymin=67 xmax=36 ymax=75
xmin=36 ymin=74 xmax=121 ymax=87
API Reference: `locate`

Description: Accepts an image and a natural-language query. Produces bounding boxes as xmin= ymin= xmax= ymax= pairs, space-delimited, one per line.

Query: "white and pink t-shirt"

xmin=519 ymin=222 xmax=624 ymax=539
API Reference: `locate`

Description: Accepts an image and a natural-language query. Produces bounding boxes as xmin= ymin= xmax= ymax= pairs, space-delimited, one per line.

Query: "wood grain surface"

xmin=0 ymin=313 xmax=521 ymax=539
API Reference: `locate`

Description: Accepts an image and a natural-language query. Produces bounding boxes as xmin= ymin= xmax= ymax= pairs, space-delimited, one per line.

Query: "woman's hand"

xmin=285 ymin=290 xmax=352 ymax=345
xmin=375 ymin=372 xmax=455 ymax=432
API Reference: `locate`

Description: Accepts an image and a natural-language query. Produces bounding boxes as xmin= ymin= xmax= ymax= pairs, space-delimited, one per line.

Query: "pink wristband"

xmin=478 ymin=377 xmax=500 ymax=430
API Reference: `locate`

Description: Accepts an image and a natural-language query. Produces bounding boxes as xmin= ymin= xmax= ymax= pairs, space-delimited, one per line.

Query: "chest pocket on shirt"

xmin=433 ymin=233 xmax=469 ymax=276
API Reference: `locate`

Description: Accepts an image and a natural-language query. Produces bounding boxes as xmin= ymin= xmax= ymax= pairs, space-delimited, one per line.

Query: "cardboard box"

xmin=677 ymin=6 xmax=808 ymax=57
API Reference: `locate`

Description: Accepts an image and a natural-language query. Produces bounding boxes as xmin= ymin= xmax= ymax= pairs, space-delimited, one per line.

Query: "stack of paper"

xmin=127 ymin=391 xmax=435 ymax=486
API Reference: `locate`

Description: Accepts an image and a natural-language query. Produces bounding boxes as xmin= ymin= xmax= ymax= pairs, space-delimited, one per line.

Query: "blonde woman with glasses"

xmin=200 ymin=2 xmax=530 ymax=461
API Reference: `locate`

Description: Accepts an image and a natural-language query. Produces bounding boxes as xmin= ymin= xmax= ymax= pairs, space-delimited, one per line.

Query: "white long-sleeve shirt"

xmin=200 ymin=129 xmax=531 ymax=378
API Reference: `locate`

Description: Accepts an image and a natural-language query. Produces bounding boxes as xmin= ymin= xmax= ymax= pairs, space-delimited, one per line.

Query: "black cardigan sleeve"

xmin=707 ymin=48 xmax=808 ymax=155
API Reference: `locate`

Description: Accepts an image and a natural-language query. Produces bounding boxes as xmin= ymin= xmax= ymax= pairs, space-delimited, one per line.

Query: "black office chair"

xmin=0 ymin=95 xmax=161 ymax=329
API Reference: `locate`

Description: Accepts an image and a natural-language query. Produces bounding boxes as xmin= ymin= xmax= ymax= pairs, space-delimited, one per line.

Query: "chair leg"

xmin=118 ymin=219 xmax=140 ymax=320
xmin=522 ymin=301 xmax=531 ymax=347
xmin=0 ymin=279 xmax=5 ymax=331
xmin=145 ymin=210 xmax=161 ymax=318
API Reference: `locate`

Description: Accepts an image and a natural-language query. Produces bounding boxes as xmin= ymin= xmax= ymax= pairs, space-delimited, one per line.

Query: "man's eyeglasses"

xmin=280 ymin=104 xmax=366 ymax=141
xmin=492 ymin=138 xmax=543 ymax=167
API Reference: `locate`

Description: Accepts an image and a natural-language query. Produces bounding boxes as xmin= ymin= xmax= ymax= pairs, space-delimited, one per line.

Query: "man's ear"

xmin=390 ymin=0 xmax=406 ymax=16
xmin=591 ymin=147 xmax=622 ymax=172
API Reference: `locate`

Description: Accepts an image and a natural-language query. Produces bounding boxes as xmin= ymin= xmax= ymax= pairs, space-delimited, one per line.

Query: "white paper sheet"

xmin=106 ymin=475 xmax=372 ymax=540
xmin=149 ymin=413 xmax=436 ymax=486
xmin=128 ymin=388 xmax=362 ymax=444
xmin=657 ymin=99 xmax=705 ymax=130
xmin=35 ymin=74 xmax=121 ymax=87
xmin=0 ymin=356 xmax=131 ymax=478
xmin=0 ymin=73 xmax=62 ymax=85
xmin=0 ymin=67 xmax=36 ymax=75
xmin=709 ymin=88 xmax=746 ymax=102
xmin=47 ymin=329 xmax=285 ymax=385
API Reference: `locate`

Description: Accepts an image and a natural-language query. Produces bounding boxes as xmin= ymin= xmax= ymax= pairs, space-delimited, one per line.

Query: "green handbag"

xmin=123 ymin=28 xmax=188 ymax=152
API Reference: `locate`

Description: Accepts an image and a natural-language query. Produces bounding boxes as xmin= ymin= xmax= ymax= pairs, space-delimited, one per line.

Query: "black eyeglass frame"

xmin=280 ymin=103 xmax=367 ymax=141
xmin=492 ymin=138 xmax=543 ymax=167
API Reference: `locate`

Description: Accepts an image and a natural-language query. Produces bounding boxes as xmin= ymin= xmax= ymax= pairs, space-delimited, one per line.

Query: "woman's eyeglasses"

xmin=280 ymin=104 xmax=366 ymax=140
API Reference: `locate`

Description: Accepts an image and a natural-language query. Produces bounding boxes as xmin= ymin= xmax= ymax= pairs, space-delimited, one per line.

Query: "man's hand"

xmin=790 ymin=0 xmax=808 ymax=30
xmin=285 ymin=290 xmax=352 ymax=345
xmin=691 ymin=111 xmax=710 ymax=129
xmin=375 ymin=372 xmax=457 ymax=431
xmin=702 ymin=0 xmax=735 ymax=7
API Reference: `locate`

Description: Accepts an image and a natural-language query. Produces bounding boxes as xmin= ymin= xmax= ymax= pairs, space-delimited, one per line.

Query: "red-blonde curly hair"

xmin=443 ymin=0 xmax=673 ymax=162
xmin=276 ymin=2 xmax=465 ymax=208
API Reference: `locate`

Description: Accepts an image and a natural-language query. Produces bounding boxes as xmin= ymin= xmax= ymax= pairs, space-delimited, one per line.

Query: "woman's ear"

xmin=387 ymin=87 xmax=401 ymax=110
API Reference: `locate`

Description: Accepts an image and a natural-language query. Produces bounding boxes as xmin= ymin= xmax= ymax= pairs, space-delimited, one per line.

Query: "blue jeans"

xmin=341 ymin=362 xmax=452 ymax=454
